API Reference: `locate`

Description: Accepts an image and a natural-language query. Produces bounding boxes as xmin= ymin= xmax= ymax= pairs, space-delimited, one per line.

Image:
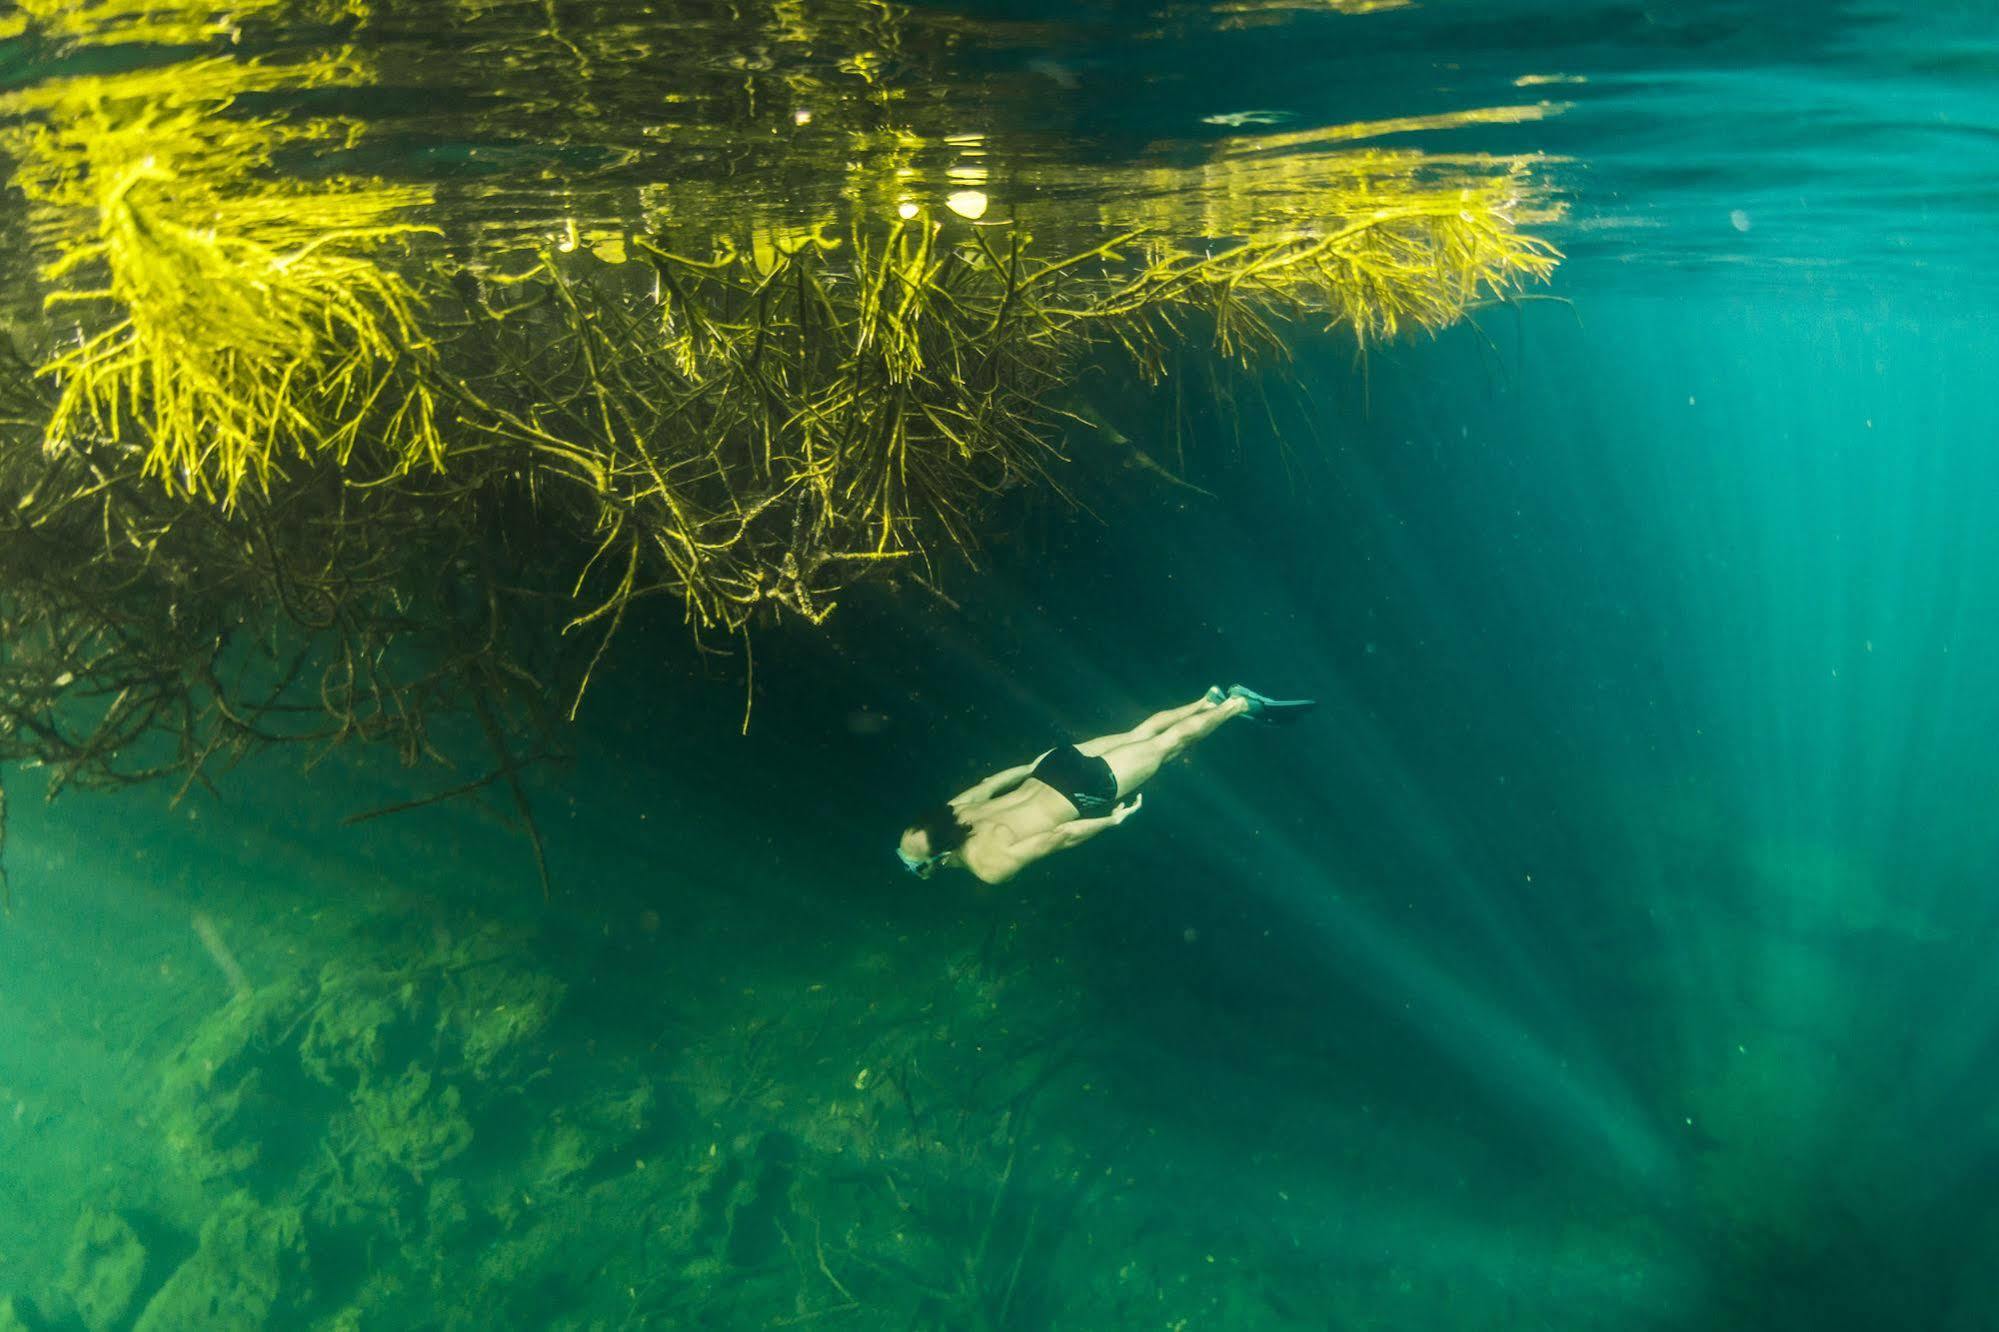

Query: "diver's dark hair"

xmin=907 ymin=804 xmax=972 ymax=855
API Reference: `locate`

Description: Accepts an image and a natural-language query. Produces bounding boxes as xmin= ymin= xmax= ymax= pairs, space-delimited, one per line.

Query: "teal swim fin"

xmin=1227 ymin=683 xmax=1317 ymax=722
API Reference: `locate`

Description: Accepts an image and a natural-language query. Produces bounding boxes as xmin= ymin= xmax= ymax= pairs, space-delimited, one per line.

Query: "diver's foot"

xmin=1203 ymin=684 xmax=1229 ymax=706
xmin=1226 ymin=684 xmax=1317 ymax=723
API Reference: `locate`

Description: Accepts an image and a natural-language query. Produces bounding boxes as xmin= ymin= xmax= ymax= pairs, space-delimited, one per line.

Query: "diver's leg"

xmin=1134 ymin=697 xmax=1219 ymax=737
xmin=1101 ymin=696 xmax=1248 ymax=791
xmin=1152 ymin=695 xmax=1248 ymax=753
xmin=1075 ymin=696 xmax=1219 ymax=757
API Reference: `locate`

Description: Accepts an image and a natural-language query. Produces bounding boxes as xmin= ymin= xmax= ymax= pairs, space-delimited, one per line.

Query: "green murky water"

xmin=4 ymin=2 xmax=1999 ymax=1329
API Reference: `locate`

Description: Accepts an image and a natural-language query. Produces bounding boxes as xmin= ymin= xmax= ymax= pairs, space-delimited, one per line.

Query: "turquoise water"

xmin=7 ymin=2 xmax=1999 ymax=1329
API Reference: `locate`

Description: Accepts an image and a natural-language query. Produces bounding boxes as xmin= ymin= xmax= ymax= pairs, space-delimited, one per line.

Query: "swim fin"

xmin=1227 ymin=683 xmax=1317 ymax=722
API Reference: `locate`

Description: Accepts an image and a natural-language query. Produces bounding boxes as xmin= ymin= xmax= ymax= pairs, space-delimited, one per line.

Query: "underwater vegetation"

xmin=33 ymin=788 xmax=1959 ymax=1330
xmin=0 ymin=19 xmax=1566 ymax=1317
xmin=5 ymin=873 xmax=1229 ymax=1330
xmin=0 ymin=0 xmax=1560 ymax=866
xmin=0 ymin=4 xmax=1559 ymax=1316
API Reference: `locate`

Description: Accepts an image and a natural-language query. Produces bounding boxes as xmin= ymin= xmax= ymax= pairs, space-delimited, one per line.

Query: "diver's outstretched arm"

xmin=1013 ymin=794 xmax=1143 ymax=862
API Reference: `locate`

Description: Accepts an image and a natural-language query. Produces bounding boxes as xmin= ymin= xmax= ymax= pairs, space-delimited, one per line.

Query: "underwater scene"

xmin=3 ymin=0 xmax=1999 ymax=1328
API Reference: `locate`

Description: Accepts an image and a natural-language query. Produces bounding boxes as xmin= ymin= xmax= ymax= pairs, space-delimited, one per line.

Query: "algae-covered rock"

xmin=0 ymin=1295 xmax=38 ymax=1332
xmin=298 ymin=959 xmax=418 ymax=1088
xmin=663 ymin=1132 xmax=800 ymax=1275
xmin=425 ymin=1177 xmax=470 ymax=1242
xmin=532 ymin=1121 xmax=595 ymax=1191
xmin=299 ymin=931 xmax=563 ymax=1090
xmin=60 ymin=1209 xmax=147 ymax=1332
xmin=132 ymin=1194 xmax=307 ymax=1332
xmin=430 ymin=924 xmax=565 ymax=1083
xmin=353 ymin=1064 xmax=473 ymax=1181
xmin=456 ymin=965 xmax=564 ymax=1082
xmin=306 ymin=1133 xmax=413 ymax=1239
xmin=532 ymin=1081 xmax=654 ymax=1191
xmin=156 ymin=979 xmax=312 ymax=1183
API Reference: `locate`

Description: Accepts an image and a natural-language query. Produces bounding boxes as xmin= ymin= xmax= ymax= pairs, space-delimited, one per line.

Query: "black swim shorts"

xmin=1030 ymin=743 xmax=1121 ymax=818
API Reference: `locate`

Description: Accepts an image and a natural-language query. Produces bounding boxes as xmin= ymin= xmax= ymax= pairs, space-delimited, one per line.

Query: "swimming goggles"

xmin=896 ymin=846 xmax=941 ymax=879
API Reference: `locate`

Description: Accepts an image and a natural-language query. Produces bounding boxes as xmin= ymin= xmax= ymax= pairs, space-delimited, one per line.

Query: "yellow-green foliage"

xmin=1088 ymin=174 xmax=1560 ymax=355
xmin=12 ymin=0 xmax=361 ymax=47
xmin=2 ymin=56 xmax=442 ymax=505
xmin=499 ymin=173 xmax=1553 ymax=648
xmin=2 ymin=0 xmax=1559 ymax=530
xmin=0 ymin=0 xmax=1565 ymax=790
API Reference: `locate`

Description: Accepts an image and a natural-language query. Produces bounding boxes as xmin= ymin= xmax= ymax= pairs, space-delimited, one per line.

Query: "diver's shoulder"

xmin=956 ymin=837 xmax=1020 ymax=885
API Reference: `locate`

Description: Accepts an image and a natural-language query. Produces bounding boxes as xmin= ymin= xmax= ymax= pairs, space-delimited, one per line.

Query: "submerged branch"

xmin=0 ymin=7 xmax=1559 ymax=888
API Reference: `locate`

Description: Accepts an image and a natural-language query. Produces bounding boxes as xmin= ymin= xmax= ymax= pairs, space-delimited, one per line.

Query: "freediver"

xmin=895 ymin=685 xmax=1314 ymax=884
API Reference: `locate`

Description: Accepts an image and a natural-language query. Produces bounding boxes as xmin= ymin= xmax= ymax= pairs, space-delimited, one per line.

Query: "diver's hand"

xmin=1110 ymin=794 xmax=1143 ymax=825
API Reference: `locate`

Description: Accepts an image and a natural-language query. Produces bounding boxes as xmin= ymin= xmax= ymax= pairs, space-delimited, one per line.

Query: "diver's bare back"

xmin=953 ymin=770 xmax=1123 ymax=883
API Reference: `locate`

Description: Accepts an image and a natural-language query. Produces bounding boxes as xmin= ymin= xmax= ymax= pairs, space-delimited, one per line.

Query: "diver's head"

xmin=897 ymin=805 xmax=971 ymax=878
